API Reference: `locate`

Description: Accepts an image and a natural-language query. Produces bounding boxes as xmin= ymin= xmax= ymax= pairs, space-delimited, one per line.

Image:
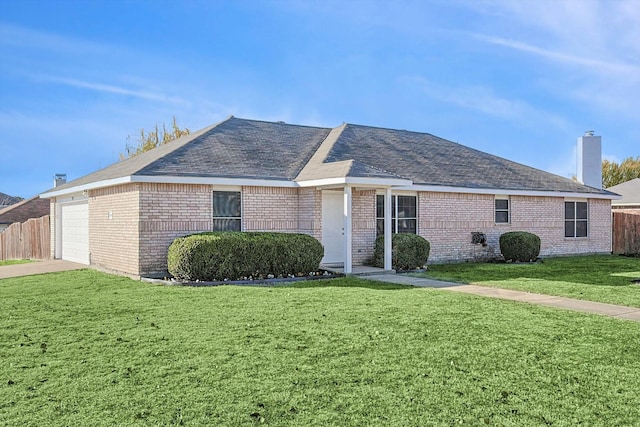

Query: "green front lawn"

xmin=421 ymin=255 xmax=640 ymax=307
xmin=1 ymin=270 xmax=640 ymax=425
xmin=0 ymin=259 xmax=32 ymax=267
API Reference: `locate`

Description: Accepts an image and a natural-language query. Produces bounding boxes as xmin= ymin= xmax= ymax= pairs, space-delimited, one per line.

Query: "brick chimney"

xmin=577 ymin=131 xmax=602 ymax=189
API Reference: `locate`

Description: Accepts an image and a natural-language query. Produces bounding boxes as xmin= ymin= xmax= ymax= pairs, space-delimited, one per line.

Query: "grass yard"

xmin=0 ymin=259 xmax=32 ymax=267
xmin=421 ymin=255 xmax=640 ymax=308
xmin=2 ymin=269 xmax=640 ymax=426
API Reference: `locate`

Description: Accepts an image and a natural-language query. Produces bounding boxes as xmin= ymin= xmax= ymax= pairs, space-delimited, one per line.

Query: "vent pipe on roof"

xmin=54 ymin=173 xmax=67 ymax=188
xmin=576 ymin=131 xmax=601 ymax=189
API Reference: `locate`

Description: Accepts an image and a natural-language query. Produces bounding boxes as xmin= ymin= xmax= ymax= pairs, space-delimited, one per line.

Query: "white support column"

xmin=384 ymin=187 xmax=392 ymax=271
xmin=343 ymin=185 xmax=352 ymax=274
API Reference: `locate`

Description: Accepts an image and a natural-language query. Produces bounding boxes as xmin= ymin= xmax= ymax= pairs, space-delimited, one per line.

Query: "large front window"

xmin=213 ymin=191 xmax=241 ymax=231
xmin=376 ymin=195 xmax=417 ymax=236
xmin=565 ymin=201 xmax=588 ymax=238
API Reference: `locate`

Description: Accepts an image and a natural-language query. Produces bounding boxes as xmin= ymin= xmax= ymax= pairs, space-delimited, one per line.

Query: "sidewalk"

xmin=364 ymin=274 xmax=640 ymax=322
xmin=0 ymin=259 xmax=86 ymax=279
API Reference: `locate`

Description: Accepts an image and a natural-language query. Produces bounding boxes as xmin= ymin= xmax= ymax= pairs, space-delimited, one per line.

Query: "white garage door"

xmin=61 ymin=201 xmax=89 ymax=264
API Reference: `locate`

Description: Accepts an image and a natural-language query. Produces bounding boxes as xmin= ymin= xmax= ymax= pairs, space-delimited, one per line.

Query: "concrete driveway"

xmin=0 ymin=259 xmax=86 ymax=279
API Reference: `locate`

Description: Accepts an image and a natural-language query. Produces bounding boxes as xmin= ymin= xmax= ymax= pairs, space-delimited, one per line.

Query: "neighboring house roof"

xmin=608 ymin=178 xmax=640 ymax=206
xmin=0 ymin=196 xmax=50 ymax=225
xmin=42 ymin=116 xmax=617 ymax=198
xmin=0 ymin=192 xmax=21 ymax=208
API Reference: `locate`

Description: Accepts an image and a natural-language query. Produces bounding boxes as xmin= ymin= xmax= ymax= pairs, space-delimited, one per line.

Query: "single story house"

xmin=0 ymin=195 xmax=51 ymax=232
xmin=608 ymin=178 xmax=640 ymax=214
xmin=40 ymin=117 xmax=618 ymax=277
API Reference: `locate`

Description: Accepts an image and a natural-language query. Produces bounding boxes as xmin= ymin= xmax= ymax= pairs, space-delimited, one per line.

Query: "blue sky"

xmin=1 ymin=0 xmax=638 ymax=198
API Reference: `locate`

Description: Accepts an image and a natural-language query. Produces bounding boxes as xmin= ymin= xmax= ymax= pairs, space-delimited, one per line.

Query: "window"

xmin=213 ymin=191 xmax=241 ymax=231
xmin=495 ymin=197 xmax=510 ymax=223
xmin=565 ymin=201 xmax=588 ymax=238
xmin=376 ymin=194 xmax=417 ymax=236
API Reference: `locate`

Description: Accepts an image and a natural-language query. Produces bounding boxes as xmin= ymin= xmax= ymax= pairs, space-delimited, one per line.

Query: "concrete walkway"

xmin=364 ymin=274 xmax=640 ymax=322
xmin=0 ymin=259 xmax=86 ymax=279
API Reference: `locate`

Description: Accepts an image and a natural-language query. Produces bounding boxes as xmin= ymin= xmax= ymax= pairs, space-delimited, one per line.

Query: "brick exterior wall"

xmin=418 ymin=192 xmax=499 ymax=262
xmin=298 ymin=188 xmax=322 ymax=240
xmin=61 ymin=182 xmax=613 ymax=277
xmin=138 ymin=183 xmax=213 ymax=276
xmin=352 ymin=189 xmax=376 ymax=264
xmin=89 ymin=184 xmax=140 ymax=275
xmin=418 ymin=192 xmax=612 ymax=263
xmin=243 ymin=186 xmax=299 ymax=232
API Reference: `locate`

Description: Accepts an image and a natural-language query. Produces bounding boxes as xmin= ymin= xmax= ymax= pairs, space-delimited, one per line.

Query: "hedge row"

xmin=167 ymin=232 xmax=324 ymax=281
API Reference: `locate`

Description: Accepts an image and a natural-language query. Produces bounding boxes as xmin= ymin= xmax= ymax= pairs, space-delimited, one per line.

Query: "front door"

xmin=321 ymin=191 xmax=344 ymax=265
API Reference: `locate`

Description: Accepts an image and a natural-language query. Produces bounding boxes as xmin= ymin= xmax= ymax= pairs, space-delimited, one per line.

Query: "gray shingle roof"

xmin=44 ymin=116 xmax=614 ymax=196
xmin=47 ymin=117 xmax=330 ymax=192
xmin=0 ymin=192 xmax=21 ymax=208
xmin=138 ymin=117 xmax=330 ymax=180
xmin=0 ymin=193 xmax=22 ymax=209
xmin=321 ymin=123 xmax=610 ymax=194
xmin=0 ymin=196 xmax=50 ymax=224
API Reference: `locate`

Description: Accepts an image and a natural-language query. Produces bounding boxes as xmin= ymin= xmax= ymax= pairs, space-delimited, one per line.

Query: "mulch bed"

xmin=141 ymin=270 xmax=343 ymax=287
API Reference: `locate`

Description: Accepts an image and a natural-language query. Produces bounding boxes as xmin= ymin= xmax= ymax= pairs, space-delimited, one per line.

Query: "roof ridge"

xmin=295 ymin=123 xmax=348 ymax=181
xmin=230 ymin=116 xmax=332 ymax=131
xmin=343 ymin=122 xmax=441 ymax=138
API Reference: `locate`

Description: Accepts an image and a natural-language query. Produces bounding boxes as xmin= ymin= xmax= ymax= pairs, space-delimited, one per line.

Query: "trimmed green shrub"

xmin=499 ymin=231 xmax=541 ymax=262
xmin=167 ymin=232 xmax=324 ymax=281
xmin=373 ymin=233 xmax=430 ymax=271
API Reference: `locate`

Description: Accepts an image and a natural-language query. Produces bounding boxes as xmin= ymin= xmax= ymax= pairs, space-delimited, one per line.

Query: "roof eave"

xmin=296 ymin=176 xmax=413 ymax=188
xmin=397 ymin=184 xmax=621 ymax=199
xmin=40 ymin=175 xmax=301 ymax=198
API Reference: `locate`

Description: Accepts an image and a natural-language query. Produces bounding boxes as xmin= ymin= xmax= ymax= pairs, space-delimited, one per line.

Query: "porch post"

xmin=384 ymin=187 xmax=392 ymax=270
xmin=343 ymin=185 xmax=352 ymax=274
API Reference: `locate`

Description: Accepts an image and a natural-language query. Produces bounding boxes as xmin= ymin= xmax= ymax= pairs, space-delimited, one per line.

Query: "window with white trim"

xmin=565 ymin=200 xmax=588 ymax=238
xmin=376 ymin=195 xmax=417 ymax=236
xmin=495 ymin=196 xmax=510 ymax=224
xmin=213 ymin=191 xmax=241 ymax=231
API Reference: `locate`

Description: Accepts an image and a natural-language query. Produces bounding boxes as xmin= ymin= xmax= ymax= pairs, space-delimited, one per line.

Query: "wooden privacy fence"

xmin=612 ymin=211 xmax=640 ymax=256
xmin=0 ymin=215 xmax=50 ymax=260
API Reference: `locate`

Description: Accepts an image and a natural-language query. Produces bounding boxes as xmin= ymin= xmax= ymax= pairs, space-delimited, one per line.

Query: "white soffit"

xmin=41 ymin=175 xmax=620 ymax=200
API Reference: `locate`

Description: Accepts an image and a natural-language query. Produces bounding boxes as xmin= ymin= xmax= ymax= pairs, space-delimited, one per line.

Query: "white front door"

xmin=321 ymin=191 xmax=344 ymax=265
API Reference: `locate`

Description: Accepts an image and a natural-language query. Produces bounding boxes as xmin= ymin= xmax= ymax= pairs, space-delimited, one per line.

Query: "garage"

xmin=60 ymin=200 xmax=89 ymax=264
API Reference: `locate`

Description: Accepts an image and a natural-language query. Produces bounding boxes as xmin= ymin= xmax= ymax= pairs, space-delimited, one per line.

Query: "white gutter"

xmin=40 ymin=175 xmax=299 ymax=198
xmin=394 ymin=184 xmax=621 ymax=200
xmin=41 ymin=175 xmax=620 ymax=200
xmin=296 ymin=176 xmax=413 ymax=188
